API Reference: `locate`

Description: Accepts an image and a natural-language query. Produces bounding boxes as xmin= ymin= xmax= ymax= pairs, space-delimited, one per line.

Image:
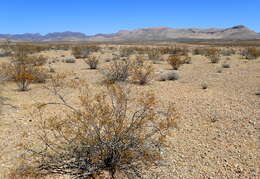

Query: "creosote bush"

xmin=9 ymin=79 xmax=177 ymax=178
xmin=72 ymin=45 xmax=100 ymax=59
xmin=0 ymin=47 xmax=49 ymax=91
xmin=102 ymin=58 xmax=132 ymax=84
xmin=131 ymin=58 xmax=154 ymax=85
xmin=209 ymin=56 xmax=220 ymax=63
xmin=84 ymin=56 xmax=99 ymax=69
xmin=147 ymin=49 xmax=161 ymax=64
xmin=241 ymin=47 xmax=260 ymax=59
xmin=167 ymin=55 xmax=184 ymax=70
xmin=30 ymin=55 xmax=48 ymax=66
xmin=203 ymin=48 xmax=221 ymax=63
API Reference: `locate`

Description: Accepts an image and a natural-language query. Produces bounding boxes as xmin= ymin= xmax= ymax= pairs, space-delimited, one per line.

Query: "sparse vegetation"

xmin=183 ymin=56 xmax=192 ymax=64
xmin=131 ymin=58 xmax=154 ymax=85
xmin=241 ymin=47 xmax=260 ymax=59
xmin=102 ymin=58 xmax=132 ymax=84
xmin=72 ymin=45 xmax=100 ymax=59
xmin=84 ymin=55 xmax=99 ymax=69
xmin=64 ymin=58 xmax=76 ymax=63
xmin=147 ymin=49 xmax=161 ymax=64
xmin=9 ymin=81 xmax=177 ymax=178
xmin=0 ymin=41 xmax=259 ymax=178
xmin=158 ymin=71 xmax=180 ymax=81
xmin=222 ymin=63 xmax=231 ymax=68
xmin=0 ymin=47 xmax=49 ymax=90
xmin=167 ymin=55 xmax=184 ymax=70
xmin=201 ymin=82 xmax=208 ymax=89
xmin=209 ymin=56 xmax=221 ymax=63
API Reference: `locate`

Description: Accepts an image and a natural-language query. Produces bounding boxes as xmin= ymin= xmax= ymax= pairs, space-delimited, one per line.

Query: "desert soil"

xmin=0 ymin=46 xmax=259 ymax=178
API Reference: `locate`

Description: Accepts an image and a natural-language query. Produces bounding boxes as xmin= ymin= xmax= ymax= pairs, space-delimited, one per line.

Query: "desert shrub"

xmin=193 ymin=48 xmax=202 ymax=55
xmin=0 ymin=77 xmax=4 ymax=113
xmin=0 ymin=47 xmax=49 ymax=90
xmin=241 ymin=47 xmax=260 ymax=59
xmin=193 ymin=48 xmax=220 ymax=57
xmin=216 ymin=68 xmax=222 ymax=73
xmin=158 ymin=71 xmax=180 ymax=81
xmin=131 ymin=59 xmax=154 ymax=85
xmin=49 ymin=67 xmax=55 ymax=73
xmin=183 ymin=56 xmax=192 ymax=64
xmin=147 ymin=49 xmax=161 ymax=64
xmin=31 ymin=67 xmax=49 ymax=83
xmin=119 ymin=47 xmax=135 ymax=57
xmin=14 ymin=65 xmax=35 ymax=91
xmin=84 ymin=56 xmax=99 ymax=69
xmin=30 ymin=55 xmax=48 ymax=66
xmin=205 ymin=48 xmax=221 ymax=63
xmin=104 ymin=58 xmax=112 ymax=62
xmin=0 ymin=39 xmax=12 ymax=57
xmin=222 ymin=63 xmax=231 ymax=68
xmin=72 ymin=45 xmax=100 ymax=59
xmin=220 ymin=48 xmax=236 ymax=56
xmin=201 ymin=82 xmax=208 ymax=89
xmin=0 ymin=63 xmax=15 ymax=81
xmin=167 ymin=55 xmax=184 ymax=70
xmin=72 ymin=46 xmax=82 ymax=58
xmin=64 ymin=58 xmax=76 ymax=63
xmin=9 ymin=81 xmax=177 ymax=178
xmin=209 ymin=56 xmax=220 ymax=63
xmin=102 ymin=59 xmax=132 ymax=84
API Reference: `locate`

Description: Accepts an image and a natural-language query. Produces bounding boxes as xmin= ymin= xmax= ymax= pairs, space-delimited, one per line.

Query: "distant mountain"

xmin=1 ymin=25 xmax=260 ymax=42
xmin=0 ymin=31 xmax=87 ymax=41
xmin=88 ymin=25 xmax=260 ymax=42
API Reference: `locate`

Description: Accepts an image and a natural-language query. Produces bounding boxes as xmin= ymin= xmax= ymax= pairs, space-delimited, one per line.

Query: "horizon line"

xmin=0 ymin=25 xmax=259 ymax=36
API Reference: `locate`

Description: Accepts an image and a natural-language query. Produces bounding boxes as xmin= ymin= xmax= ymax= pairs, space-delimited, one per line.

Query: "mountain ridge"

xmin=1 ymin=25 xmax=259 ymax=42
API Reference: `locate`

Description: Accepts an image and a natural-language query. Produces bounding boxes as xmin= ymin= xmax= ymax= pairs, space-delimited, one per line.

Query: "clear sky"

xmin=0 ymin=0 xmax=259 ymax=35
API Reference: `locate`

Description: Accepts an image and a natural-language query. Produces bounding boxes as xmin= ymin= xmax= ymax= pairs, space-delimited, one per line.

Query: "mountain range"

xmin=1 ymin=25 xmax=259 ymax=42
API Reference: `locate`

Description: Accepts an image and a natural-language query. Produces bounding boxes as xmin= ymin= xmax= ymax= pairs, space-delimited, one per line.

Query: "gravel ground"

xmin=0 ymin=49 xmax=259 ymax=178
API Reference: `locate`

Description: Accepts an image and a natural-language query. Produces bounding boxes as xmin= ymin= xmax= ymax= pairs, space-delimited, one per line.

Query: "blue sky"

xmin=0 ymin=0 xmax=259 ymax=35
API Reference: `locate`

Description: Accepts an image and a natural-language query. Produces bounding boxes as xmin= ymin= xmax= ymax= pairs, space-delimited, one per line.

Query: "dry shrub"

xmin=193 ymin=48 xmax=220 ymax=57
xmin=1 ymin=39 xmax=12 ymax=56
xmin=72 ymin=45 xmax=100 ymax=59
xmin=183 ymin=55 xmax=192 ymax=64
xmin=242 ymin=47 xmax=260 ymax=59
xmin=219 ymin=48 xmax=236 ymax=56
xmin=147 ymin=49 xmax=161 ymax=63
xmin=193 ymin=48 xmax=203 ymax=55
xmin=209 ymin=56 xmax=220 ymax=63
xmin=84 ymin=56 xmax=99 ymax=69
xmin=0 ymin=47 xmax=49 ymax=91
xmin=29 ymin=55 xmax=48 ymax=66
xmin=119 ymin=47 xmax=135 ymax=57
xmin=204 ymin=48 xmax=221 ymax=63
xmin=9 ymin=80 xmax=177 ymax=178
xmin=167 ymin=55 xmax=184 ymax=70
xmin=13 ymin=65 xmax=35 ymax=91
xmin=102 ymin=59 xmax=132 ymax=84
xmin=72 ymin=46 xmax=82 ymax=58
xmin=131 ymin=58 xmax=154 ymax=85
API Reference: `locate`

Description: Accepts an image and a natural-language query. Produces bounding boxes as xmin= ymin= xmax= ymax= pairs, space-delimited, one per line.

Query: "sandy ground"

xmin=0 ymin=47 xmax=259 ymax=178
